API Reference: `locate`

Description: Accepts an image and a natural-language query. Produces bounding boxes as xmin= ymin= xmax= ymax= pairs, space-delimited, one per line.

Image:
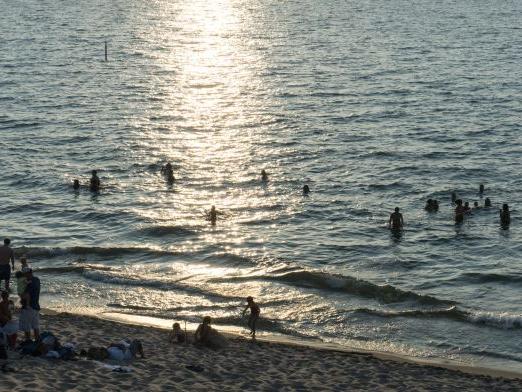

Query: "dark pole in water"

xmin=104 ymin=41 xmax=108 ymax=62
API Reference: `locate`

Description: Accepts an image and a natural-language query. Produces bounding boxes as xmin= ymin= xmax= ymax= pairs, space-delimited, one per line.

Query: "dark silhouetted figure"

xmin=73 ymin=179 xmax=80 ymax=190
xmin=473 ymin=201 xmax=480 ymax=209
xmin=455 ymin=199 xmax=465 ymax=224
xmin=90 ymin=170 xmax=100 ymax=192
xmin=500 ymin=204 xmax=510 ymax=227
xmin=303 ymin=185 xmax=310 ymax=195
xmin=479 ymin=184 xmax=485 ymax=194
xmin=388 ymin=207 xmax=403 ymax=230
xmin=242 ymin=296 xmax=260 ymax=339
xmin=161 ymin=162 xmax=174 ymax=183
xmin=208 ymin=206 xmax=217 ymax=225
xmin=464 ymin=201 xmax=471 ymax=213
xmin=451 ymin=192 xmax=457 ymax=203
xmin=485 ymin=198 xmax=492 ymax=207
xmin=261 ymin=170 xmax=268 ymax=182
xmin=425 ymin=199 xmax=439 ymax=212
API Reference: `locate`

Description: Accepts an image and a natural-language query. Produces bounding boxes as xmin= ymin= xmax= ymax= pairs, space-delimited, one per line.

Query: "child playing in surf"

xmin=242 ymin=296 xmax=260 ymax=338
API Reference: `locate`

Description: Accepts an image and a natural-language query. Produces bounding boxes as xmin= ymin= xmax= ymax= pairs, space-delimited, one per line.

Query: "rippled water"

xmin=2 ymin=0 xmax=521 ymax=371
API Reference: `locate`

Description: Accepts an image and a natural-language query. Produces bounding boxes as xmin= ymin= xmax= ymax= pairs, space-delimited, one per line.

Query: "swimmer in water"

xmin=479 ymin=184 xmax=484 ymax=194
xmin=261 ymin=169 xmax=268 ymax=182
xmin=90 ymin=170 xmax=100 ymax=192
xmin=473 ymin=201 xmax=480 ymax=209
xmin=485 ymin=198 xmax=492 ymax=207
xmin=208 ymin=206 xmax=217 ymax=225
xmin=388 ymin=207 xmax=403 ymax=230
xmin=451 ymin=192 xmax=457 ymax=204
xmin=73 ymin=179 xmax=80 ymax=190
xmin=500 ymin=204 xmax=510 ymax=226
xmin=464 ymin=201 xmax=471 ymax=213
xmin=455 ymin=199 xmax=465 ymax=224
xmin=161 ymin=162 xmax=174 ymax=182
xmin=303 ymin=184 xmax=310 ymax=195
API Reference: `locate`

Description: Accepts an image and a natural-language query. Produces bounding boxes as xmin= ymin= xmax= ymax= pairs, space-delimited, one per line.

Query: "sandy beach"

xmin=1 ymin=312 xmax=521 ymax=391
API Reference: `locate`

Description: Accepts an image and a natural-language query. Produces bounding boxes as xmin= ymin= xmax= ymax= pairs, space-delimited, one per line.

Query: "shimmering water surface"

xmin=2 ymin=0 xmax=521 ymax=371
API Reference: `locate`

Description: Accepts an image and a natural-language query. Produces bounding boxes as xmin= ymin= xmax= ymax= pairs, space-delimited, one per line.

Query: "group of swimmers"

xmin=72 ymin=170 xmax=100 ymax=192
xmin=389 ymin=184 xmax=512 ymax=230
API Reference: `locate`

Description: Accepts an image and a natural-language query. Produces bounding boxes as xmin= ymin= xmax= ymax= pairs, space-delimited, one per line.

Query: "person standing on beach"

xmin=388 ymin=208 xmax=403 ymax=230
xmin=19 ymin=268 xmax=40 ymax=341
xmin=242 ymin=296 xmax=260 ymax=338
xmin=0 ymin=239 xmax=15 ymax=292
xmin=0 ymin=291 xmax=18 ymax=349
xmin=90 ymin=170 xmax=100 ymax=192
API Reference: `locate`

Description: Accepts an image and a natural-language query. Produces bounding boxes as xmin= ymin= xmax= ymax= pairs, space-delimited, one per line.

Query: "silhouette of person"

xmin=388 ymin=207 xmax=403 ymax=230
xmin=303 ymin=184 xmax=310 ymax=195
xmin=500 ymin=204 xmax=510 ymax=226
xmin=90 ymin=170 xmax=100 ymax=192
xmin=261 ymin=170 xmax=268 ymax=182
xmin=73 ymin=179 xmax=80 ymax=190
xmin=208 ymin=206 xmax=217 ymax=225
xmin=455 ymin=199 xmax=465 ymax=224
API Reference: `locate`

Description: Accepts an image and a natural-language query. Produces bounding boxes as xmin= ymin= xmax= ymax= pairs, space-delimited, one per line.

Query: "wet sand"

xmin=1 ymin=312 xmax=521 ymax=391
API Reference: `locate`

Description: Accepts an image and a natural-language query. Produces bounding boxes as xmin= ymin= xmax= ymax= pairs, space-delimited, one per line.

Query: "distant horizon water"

xmin=1 ymin=0 xmax=521 ymax=372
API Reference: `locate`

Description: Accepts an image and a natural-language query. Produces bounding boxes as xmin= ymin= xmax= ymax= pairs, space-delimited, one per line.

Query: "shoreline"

xmin=45 ymin=308 xmax=522 ymax=381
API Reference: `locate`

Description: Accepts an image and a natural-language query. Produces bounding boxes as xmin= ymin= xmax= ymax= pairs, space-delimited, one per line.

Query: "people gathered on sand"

xmin=169 ymin=322 xmax=186 ymax=344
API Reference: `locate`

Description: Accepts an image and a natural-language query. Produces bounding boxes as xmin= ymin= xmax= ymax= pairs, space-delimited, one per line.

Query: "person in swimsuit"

xmin=388 ymin=207 xmax=404 ymax=230
xmin=455 ymin=199 xmax=465 ymax=224
xmin=500 ymin=204 xmax=510 ymax=227
xmin=0 ymin=239 xmax=15 ymax=292
xmin=261 ymin=170 xmax=268 ymax=182
xmin=90 ymin=170 xmax=100 ymax=192
xmin=242 ymin=296 xmax=260 ymax=338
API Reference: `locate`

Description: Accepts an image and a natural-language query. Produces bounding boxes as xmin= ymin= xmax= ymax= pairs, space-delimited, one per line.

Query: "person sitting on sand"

xmin=195 ymin=316 xmax=213 ymax=346
xmin=455 ymin=199 xmax=465 ymax=224
xmin=242 ymin=296 xmax=260 ymax=338
xmin=90 ymin=170 xmax=100 ymax=192
xmin=169 ymin=322 xmax=185 ymax=344
xmin=0 ymin=291 xmax=17 ymax=349
xmin=500 ymin=204 xmax=510 ymax=226
xmin=388 ymin=207 xmax=403 ymax=230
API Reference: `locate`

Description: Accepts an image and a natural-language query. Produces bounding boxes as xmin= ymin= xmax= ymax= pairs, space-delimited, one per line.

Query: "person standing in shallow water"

xmin=73 ymin=179 xmax=80 ymax=190
xmin=242 ymin=296 xmax=260 ymax=339
xmin=0 ymin=239 xmax=15 ymax=292
xmin=261 ymin=169 xmax=268 ymax=182
xmin=90 ymin=170 xmax=100 ymax=192
xmin=500 ymin=204 xmax=510 ymax=227
xmin=303 ymin=184 xmax=310 ymax=195
xmin=455 ymin=199 xmax=465 ymax=224
xmin=208 ymin=206 xmax=217 ymax=225
xmin=388 ymin=207 xmax=403 ymax=230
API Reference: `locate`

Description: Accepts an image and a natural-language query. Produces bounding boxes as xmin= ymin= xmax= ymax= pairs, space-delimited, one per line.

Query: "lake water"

xmin=1 ymin=0 xmax=521 ymax=372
